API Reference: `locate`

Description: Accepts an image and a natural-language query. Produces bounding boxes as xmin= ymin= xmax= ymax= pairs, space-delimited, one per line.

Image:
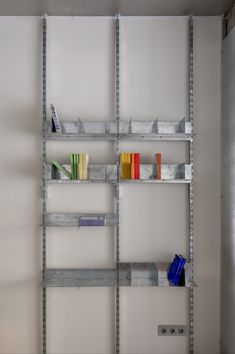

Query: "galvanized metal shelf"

xmin=46 ymin=119 xmax=192 ymax=141
xmin=46 ymin=163 xmax=192 ymax=183
xmin=43 ymin=263 xmax=195 ymax=288
xmin=46 ymin=213 xmax=117 ymax=227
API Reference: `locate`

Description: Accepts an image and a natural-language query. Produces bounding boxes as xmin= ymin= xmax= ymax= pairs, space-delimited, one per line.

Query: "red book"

xmin=155 ymin=153 xmax=162 ymax=179
xmin=134 ymin=153 xmax=140 ymax=179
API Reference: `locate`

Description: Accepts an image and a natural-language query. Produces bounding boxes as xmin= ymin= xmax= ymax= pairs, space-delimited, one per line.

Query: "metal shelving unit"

xmin=42 ymin=14 xmax=195 ymax=354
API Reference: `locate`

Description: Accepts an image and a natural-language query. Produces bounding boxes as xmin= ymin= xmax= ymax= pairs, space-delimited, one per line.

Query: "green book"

xmin=75 ymin=153 xmax=79 ymax=179
xmin=51 ymin=160 xmax=72 ymax=180
xmin=70 ymin=154 xmax=74 ymax=179
xmin=77 ymin=153 xmax=80 ymax=179
xmin=70 ymin=153 xmax=80 ymax=179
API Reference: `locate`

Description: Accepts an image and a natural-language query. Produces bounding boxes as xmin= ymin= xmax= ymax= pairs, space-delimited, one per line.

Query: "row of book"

xmin=70 ymin=153 xmax=89 ymax=180
xmin=120 ymin=152 xmax=162 ymax=180
xmin=120 ymin=153 xmax=140 ymax=179
xmin=51 ymin=152 xmax=163 ymax=180
xmin=51 ymin=153 xmax=89 ymax=180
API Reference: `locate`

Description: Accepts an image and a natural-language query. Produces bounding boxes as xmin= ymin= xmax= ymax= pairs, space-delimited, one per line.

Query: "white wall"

xmin=0 ymin=16 xmax=221 ymax=354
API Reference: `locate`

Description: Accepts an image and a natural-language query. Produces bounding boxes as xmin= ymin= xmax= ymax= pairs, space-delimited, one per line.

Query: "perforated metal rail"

xmin=115 ymin=13 xmax=120 ymax=354
xmin=188 ymin=16 xmax=194 ymax=354
xmin=42 ymin=12 xmax=47 ymax=354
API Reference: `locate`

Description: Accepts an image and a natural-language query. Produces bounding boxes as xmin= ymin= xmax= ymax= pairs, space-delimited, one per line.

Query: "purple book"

xmin=79 ymin=216 xmax=105 ymax=227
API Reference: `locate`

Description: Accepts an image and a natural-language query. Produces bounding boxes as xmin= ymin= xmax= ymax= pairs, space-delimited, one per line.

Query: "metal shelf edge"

xmin=46 ymin=133 xmax=192 ymax=141
xmin=46 ymin=179 xmax=191 ymax=184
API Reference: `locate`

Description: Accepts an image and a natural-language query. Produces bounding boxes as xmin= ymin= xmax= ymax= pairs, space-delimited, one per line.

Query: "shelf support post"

xmin=188 ymin=15 xmax=194 ymax=354
xmin=42 ymin=12 xmax=48 ymax=354
xmin=115 ymin=12 xmax=120 ymax=354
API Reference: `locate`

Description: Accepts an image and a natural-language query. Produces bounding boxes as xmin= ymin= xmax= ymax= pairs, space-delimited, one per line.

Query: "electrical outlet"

xmin=158 ymin=325 xmax=187 ymax=336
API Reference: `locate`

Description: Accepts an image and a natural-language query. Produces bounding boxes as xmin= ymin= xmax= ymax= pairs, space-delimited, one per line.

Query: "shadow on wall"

xmin=4 ymin=104 xmax=42 ymax=134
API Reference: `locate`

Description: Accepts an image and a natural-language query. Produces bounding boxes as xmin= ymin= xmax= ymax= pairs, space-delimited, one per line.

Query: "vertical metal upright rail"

xmin=115 ymin=13 xmax=120 ymax=354
xmin=188 ymin=16 xmax=194 ymax=354
xmin=42 ymin=13 xmax=48 ymax=354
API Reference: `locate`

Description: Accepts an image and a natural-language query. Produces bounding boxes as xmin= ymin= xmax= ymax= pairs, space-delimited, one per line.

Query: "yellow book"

xmin=83 ymin=153 xmax=89 ymax=180
xmin=123 ymin=153 xmax=126 ymax=179
xmin=120 ymin=152 xmax=131 ymax=179
xmin=79 ymin=153 xmax=89 ymax=180
xmin=120 ymin=153 xmax=125 ymax=179
xmin=126 ymin=153 xmax=131 ymax=179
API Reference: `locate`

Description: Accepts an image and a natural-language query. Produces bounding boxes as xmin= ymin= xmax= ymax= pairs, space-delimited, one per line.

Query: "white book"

xmin=50 ymin=104 xmax=62 ymax=133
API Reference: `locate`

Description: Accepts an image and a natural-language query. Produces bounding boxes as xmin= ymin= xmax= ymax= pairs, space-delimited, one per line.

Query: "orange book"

xmin=155 ymin=153 xmax=162 ymax=179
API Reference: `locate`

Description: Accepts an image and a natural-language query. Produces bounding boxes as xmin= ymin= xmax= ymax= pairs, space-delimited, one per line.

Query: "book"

xmin=50 ymin=104 xmax=61 ymax=133
xmin=51 ymin=160 xmax=72 ymax=180
xmin=134 ymin=153 xmax=140 ymax=179
xmin=120 ymin=153 xmax=126 ymax=179
xmin=126 ymin=153 xmax=131 ymax=179
xmin=79 ymin=153 xmax=89 ymax=180
xmin=130 ymin=153 xmax=140 ymax=179
xmin=131 ymin=153 xmax=135 ymax=179
xmin=70 ymin=153 xmax=79 ymax=179
xmin=84 ymin=154 xmax=89 ymax=179
xmin=79 ymin=216 xmax=105 ymax=226
xmin=70 ymin=154 xmax=74 ymax=179
xmin=170 ymin=255 xmax=186 ymax=285
xmin=155 ymin=153 xmax=162 ymax=179
xmin=167 ymin=254 xmax=186 ymax=286
xmin=75 ymin=154 xmax=79 ymax=179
